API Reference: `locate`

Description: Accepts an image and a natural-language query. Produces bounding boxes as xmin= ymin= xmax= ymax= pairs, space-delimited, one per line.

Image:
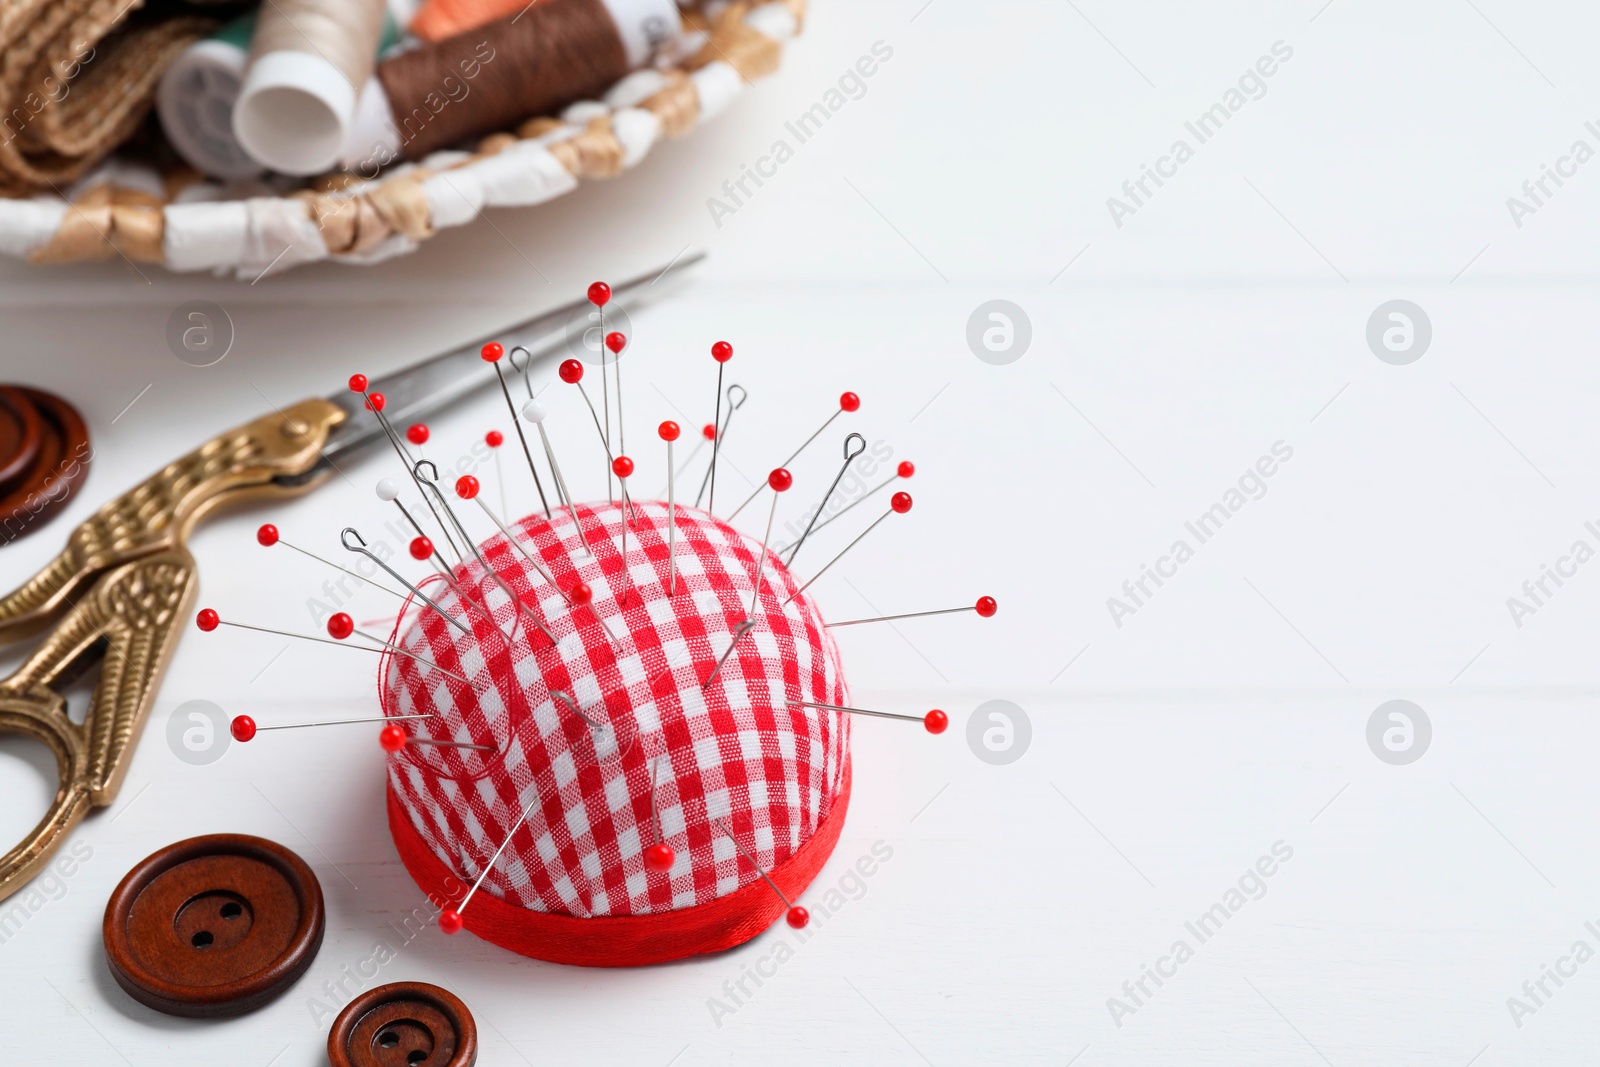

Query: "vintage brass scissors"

xmin=0 ymin=257 xmax=697 ymax=903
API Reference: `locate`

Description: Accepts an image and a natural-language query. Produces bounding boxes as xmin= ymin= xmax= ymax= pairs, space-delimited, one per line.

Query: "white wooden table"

xmin=4 ymin=2 xmax=1600 ymax=1062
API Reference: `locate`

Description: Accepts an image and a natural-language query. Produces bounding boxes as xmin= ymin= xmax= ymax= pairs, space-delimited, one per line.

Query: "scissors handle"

xmin=0 ymin=397 xmax=345 ymax=903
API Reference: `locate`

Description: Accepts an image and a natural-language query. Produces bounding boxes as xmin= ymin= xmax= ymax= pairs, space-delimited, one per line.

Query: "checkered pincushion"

xmin=380 ymin=500 xmax=850 ymax=918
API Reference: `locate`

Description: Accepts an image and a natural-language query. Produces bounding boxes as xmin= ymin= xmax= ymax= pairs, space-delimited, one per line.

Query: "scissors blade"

xmin=285 ymin=252 xmax=704 ymax=485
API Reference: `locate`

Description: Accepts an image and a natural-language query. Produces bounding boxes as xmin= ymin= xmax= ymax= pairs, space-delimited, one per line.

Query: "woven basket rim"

xmin=0 ymin=0 xmax=805 ymax=275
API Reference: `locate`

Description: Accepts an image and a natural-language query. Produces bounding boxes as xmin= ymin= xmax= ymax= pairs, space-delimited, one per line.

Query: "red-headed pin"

xmin=406 ymin=423 xmax=429 ymax=446
xmin=483 ymin=342 xmax=552 ymax=517
xmin=728 ymin=391 xmax=861 ymax=521
xmin=236 ymin=712 xmax=436 ymax=744
xmin=486 ymin=429 xmax=507 ymax=515
xmin=784 ymin=433 xmax=867 ymax=568
xmin=707 ymin=342 xmax=732 ymax=514
xmin=255 ymin=522 xmax=405 ymax=602
xmin=828 ymin=595 xmax=999 ymax=628
xmin=795 ymin=700 xmax=949 ymax=734
xmin=748 ymin=468 xmax=791 ymax=617
xmin=644 ymin=756 xmax=675 ymax=873
xmin=785 ymin=490 xmax=912 ymax=607
xmin=660 ymin=420 xmax=682 ymax=595
xmin=714 ymin=819 xmax=808 ymax=930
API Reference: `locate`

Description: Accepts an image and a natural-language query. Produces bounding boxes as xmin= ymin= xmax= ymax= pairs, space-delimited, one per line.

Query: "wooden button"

xmin=327 ymin=982 xmax=478 ymax=1067
xmin=0 ymin=386 xmax=90 ymax=545
xmin=103 ymin=834 xmax=325 ymax=1018
xmin=0 ymin=386 xmax=43 ymax=496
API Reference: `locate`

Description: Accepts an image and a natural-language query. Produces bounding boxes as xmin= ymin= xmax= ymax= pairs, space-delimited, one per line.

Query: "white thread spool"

xmin=234 ymin=0 xmax=390 ymax=176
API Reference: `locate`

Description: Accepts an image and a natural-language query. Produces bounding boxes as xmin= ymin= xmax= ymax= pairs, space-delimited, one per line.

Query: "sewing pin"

xmin=643 ymin=755 xmax=674 ymax=872
xmin=659 ymin=420 xmax=680 ymax=595
xmin=792 ymin=700 xmax=949 ymax=734
xmin=326 ymin=611 xmax=475 ymax=683
xmin=713 ymin=819 xmax=808 ymax=929
xmin=828 ymin=596 xmax=998 ymax=628
xmin=481 ymin=343 xmax=552 ymax=517
xmin=728 ymin=392 xmax=859 ymax=522
xmin=705 ymin=342 xmax=732 ymax=511
xmin=406 ymin=422 xmax=429 ymax=462
xmin=520 ymin=393 xmax=595 ymax=558
xmin=607 ymin=330 xmax=628 ymax=470
xmin=485 ymin=429 xmax=508 ymax=518
xmin=193 ymin=608 xmax=470 ymax=684
xmin=255 ymin=523 xmax=406 ymax=602
xmin=784 ymin=433 xmax=867 ymax=567
xmin=558 ymin=359 xmax=641 ymax=526
xmin=450 ymin=474 xmax=557 ymax=645
xmin=378 ymin=478 xmax=506 ymax=638
xmin=694 ymin=385 xmax=748 ymax=510
xmin=782 ymin=459 xmax=913 ymax=550
xmin=749 ymin=468 xmax=791 ymax=618
xmin=439 ymin=786 xmax=542 ymax=934
xmin=783 ymin=491 xmax=913 ymax=607
xmin=340 ymin=528 xmax=472 ymax=636
xmin=658 ymin=421 xmax=715 ymax=498
xmin=379 ymin=723 xmax=496 ymax=753
xmin=466 ymin=491 xmax=622 ymax=648
xmin=589 ymin=282 xmax=614 ymax=501
xmin=612 ymin=455 xmax=637 ymax=603
xmin=230 ymin=713 xmax=436 ymax=742
xmin=701 ymin=617 xmax=758 ymax=690
xmin=349 ymin=374 xmax=461 ymax=561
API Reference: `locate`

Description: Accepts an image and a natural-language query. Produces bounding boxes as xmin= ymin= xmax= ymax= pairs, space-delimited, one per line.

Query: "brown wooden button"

xmin=103 ymin=833 xmax=325 ymax=1018
xmin=0 ymin=385 xmax=43 ymax=496
xmin=0 ymin=386 xmax=91 ymax=544
xmin=327 ymin=982 xmax=478 ymax=1067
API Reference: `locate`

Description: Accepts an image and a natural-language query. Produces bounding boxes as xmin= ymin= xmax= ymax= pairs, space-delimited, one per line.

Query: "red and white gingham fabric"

xmin=380 ymin=500 xmax=849 ymax=918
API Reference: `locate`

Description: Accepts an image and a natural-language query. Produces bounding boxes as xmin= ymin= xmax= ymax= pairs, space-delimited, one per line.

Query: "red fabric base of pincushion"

xmin=387 ymin=761 xmax=852 ymax=967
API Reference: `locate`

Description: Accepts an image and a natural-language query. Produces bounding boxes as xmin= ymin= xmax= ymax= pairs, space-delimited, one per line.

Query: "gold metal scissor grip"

xmin=0 ymin=398 xmax=345 ymax=903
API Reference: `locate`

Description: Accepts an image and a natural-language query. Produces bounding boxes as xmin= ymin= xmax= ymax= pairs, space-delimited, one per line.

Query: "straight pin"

xmin=784 ymin=492 xmax=913 ymax=607
xmin=379 ymin=723 xmax=497 ymax=753
xmin=778 ymin=460 xmax=912 ymax=553
xmin=438 ymin=785 xmax=542 ymax=934
xmin=784 ymin=433 xmax=866 ymax=568
xmin=254 ymin=523 xmax=406 ymax=602
xmin=520 ymin=393 xmax=595 ymax=558
xmin=791 ymin=700 xmax=949 ymax=734
xmin=340 ymin=527 xmax=472 ymax=636
xmin=702 ymin=617 xmax=757 ymax=690
xmin=558 ymin=359 xmax=641 ymax=527
xmin=707 ymin=341 xmax=732 ymax=513
xmin=378 ymin=479 xmax=507 ymax=639
xmin=728 ymin=392 xmax=859 ymax=522
xmin=713 ymin=818 xmax=808 ymax=928
xmin=828 ymin=596 xmax=997 ymax=628
xmin=643 ymin=756 xmax=674 ymax=872
xmin=427 ymin=464 xmax=556 ymax=645
xmin=750 ymin=468 xmax=792 ymax=618
xmin=229 ymin=712 xmax=436 ymax=742
xmin=348 ymin=375 xmax=462 ymax=561
xmin=194 ymin=609 xmax=470 ymax=684
xmin=659 ymin=421 xmax=680 ymax=595
xmin=469 ymin=495 xmax=623 ymax=649
xmin=485 ymin=429 xmax=508 ymax=519
xmin=694 ymin=385 xmax=749 ymax=510
xmin=482 ymin=342 xmax=553 ymax=518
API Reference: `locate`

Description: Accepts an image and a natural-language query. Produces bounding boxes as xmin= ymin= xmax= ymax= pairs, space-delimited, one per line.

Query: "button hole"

xmin=191 ymin=930 xmax=214 ymax=948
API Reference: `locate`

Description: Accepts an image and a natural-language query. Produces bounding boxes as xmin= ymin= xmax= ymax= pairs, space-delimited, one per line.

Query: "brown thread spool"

xmin=344 ymin=0 xmax=677 ymax=168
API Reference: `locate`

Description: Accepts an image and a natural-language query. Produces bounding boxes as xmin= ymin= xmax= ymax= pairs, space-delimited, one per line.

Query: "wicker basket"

xmin=0 ymin=0 xmax=802 ymax=277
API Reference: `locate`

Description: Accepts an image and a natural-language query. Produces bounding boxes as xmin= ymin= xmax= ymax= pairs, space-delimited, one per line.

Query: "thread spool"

xmin=342 ymin=0 xmax=679 ymax=169
xmin=159 ymin=10 xmax=404 ymax=180
xmin=234 ymin=0 xmax=391 ymax=176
